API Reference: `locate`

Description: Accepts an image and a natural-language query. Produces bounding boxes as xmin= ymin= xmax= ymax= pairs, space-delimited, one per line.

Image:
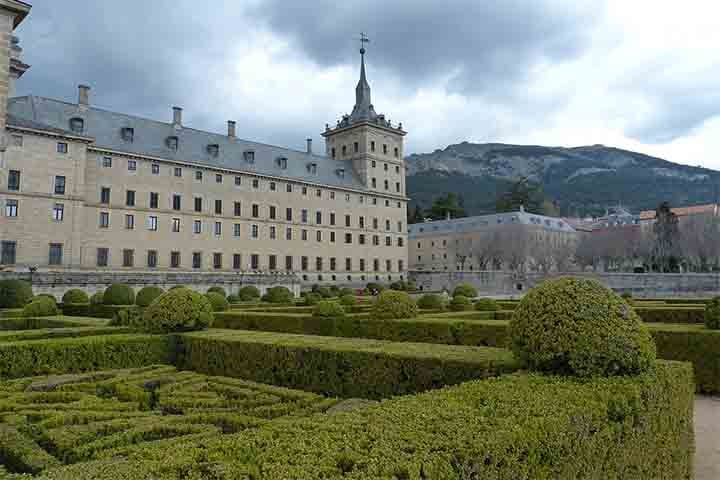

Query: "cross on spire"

xmin=359 ymin=32 xmax=370 ymax=54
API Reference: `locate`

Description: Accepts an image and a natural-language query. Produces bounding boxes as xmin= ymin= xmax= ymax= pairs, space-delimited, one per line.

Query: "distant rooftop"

xmin=408 ymin=209 xmax=576 ymax=237
xmin=639 ymin=203 xmax=719 ymax=221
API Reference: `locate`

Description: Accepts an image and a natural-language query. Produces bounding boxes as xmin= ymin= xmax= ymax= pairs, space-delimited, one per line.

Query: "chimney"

xmin=78 ymin=84 xmax=90 ymax=106
xmin=306 ymin=138 xmax=313 ymax=154
xmin=227 ymin=120 xmax=236 ymax=139
xmin=172 ymin=106 xmax=182 ymax=128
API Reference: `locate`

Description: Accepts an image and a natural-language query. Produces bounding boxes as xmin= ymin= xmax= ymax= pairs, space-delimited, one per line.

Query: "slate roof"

xmin=408 ymin=210 xmax=576 ymax=237
xmin=7 ymin=95 xmax=367 ymax=191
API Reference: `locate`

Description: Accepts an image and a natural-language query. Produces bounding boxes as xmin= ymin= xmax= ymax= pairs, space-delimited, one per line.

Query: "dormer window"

xmin=244 ymin=150 xmax=255 ymax=164
xmin=207 ymin=144 xmax=219 ymax=157
xmin=121 ymin=127 xmax=134 ymax=142
xmin=307 ymin=162 xmax=317 ymax=174
xmin=166 ymin=136 xmax=179 ymax=150
xmin=69 ymin=117 xmax=84 ymax=134
xmin=276 ymin=156 xmax=288 ymax=169
xmin=336 ymin=168 xmax=345 ymax=178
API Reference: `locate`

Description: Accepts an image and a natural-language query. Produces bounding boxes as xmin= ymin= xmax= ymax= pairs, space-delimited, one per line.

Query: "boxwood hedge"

xmin=635 ymin=307 xmax=705 ymax=324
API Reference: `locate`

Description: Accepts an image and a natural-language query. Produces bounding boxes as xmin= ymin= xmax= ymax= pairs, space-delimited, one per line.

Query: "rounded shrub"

xmin=35 ymin=293 xmax=58 ymax=304
xmin=417 ymin=293 xmax=445 ymax=310
xmin=227 ymin=294 xmax=241 ymax=304
xmin=372 ymin=290 xmax=418 ymax=320
xmin=0 ymin=279 xmax=33 ymax=308
xmin=339 ymin=294 xmax=357 ymax=307
xmin=452 ymin=283 xmax=477 ymax=299
xmin=263 ymin=286 xmax=293 ymax=304
xmin=313 ymin=300 xmax=346 ymax=318
xmin=364 ymin=282 xmax=386 ymax=295
xmin=315 ymin=286 xmax=333 ymax=299
xmin=135 ymin=286 xmax=164 ymax=307
xmin=238 ymin=285 xmax=261 ymax=302
xmin=329 ymin=285 xmax=341 ymax=297
xmin=509 ymin=277 xmax=656 ymax=377
xmin=303 ymin=292 xmax=322 ymax=306
xmin=205 ymin=292 xmax=229 ymax=312
xmin=207 ymin=286 xmax=227 ymax=298
xmin=62 ymin=289 xmax=88 ymax=305
xmin=704 ymin=296 xmax=720 ymax=330
xmin=90 ymin=292 xmax=104 ymax=305
xmin=474 ymin=298 xmax=499 ymax=311
xmin=22 ymin=297 xmax=59 ymax=318
xmin=140 ymin=288 xmax=213 ymax=333
xmin=338 ymin=287 xmax=354 ymax=297
xmin=103 ymin=284 xmax=135 ymax=305
xmin=449 ymin=295 xmax=472 ymax=311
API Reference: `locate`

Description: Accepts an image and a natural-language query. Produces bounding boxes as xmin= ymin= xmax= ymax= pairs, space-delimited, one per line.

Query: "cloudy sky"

xmin=14 ymin=0 xmax=720 ymax=168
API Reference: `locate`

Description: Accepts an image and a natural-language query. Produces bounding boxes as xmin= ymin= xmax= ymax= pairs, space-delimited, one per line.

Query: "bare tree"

xmin=495 ymin=225 xmax=531 ymax=274
xmin=678 ymin=214 xmax=720 ymax=272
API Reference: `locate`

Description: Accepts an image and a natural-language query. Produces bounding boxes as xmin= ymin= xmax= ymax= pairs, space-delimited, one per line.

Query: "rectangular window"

xmin=268 ymin=254 xmax=277 ymax=271
xmin=8 ymin=170 xmax=20 ymax=191
xmin=122 ymin=249 xmax=134 ymax=267
xmin=172 ymin=194 xmax=181 ymax=211
xmin=373 ymin=235 xmax=379 ymax=246
xmin=386 ymin=219 xmax=391 ymax=231
xmin=301 ymin=229 xmax=308 ymax=241
xmin=385 ymin=236 xmax=391 ymax=246
xmin=331 ymin=147 xmax=336 ymax=159
xmin=373 ymin=218 xmax=378 ymax=229
xmin=215 ymin=199 xmax=222 ymax=215
xmin=233 ymin=254 xmax=241 ymax=270
xmin=234 ymin=223 xmax=241 ymax=237
xmin=96 ymin=248 xmax=108 ymax=267
xmin=359 ymin=234 xmax=366 ymax=245
xmin=193 ymin=220 xmax=202 ymax=234
xmin=214 ymin=221 xmax=222 ymax=236
xmin=235 ymin=176 xmax=242 ymax=186
xmin=234 ymin=202 xmax=242 ymax=216
xmin=216 ymin=174 xmax=222 ymax=184
xmin=360 ymin=258 xmax=366 ymax=272
xmin=330 ymin=231 xmax=335 ymax=243
xmin=252 ymin=179 xmax=259 ymax=189
xmin=169 ymin=251 xmax=181 ymax=268
xmin=345 ymin=233 xmax=352 ymax=244
xmin=152 ymin=164 xmax=160 ymax=174
xmin=330 ymin=213 xmax=336 ymax=226
xmin=285 ymin=255 xmax=293 ymax=270
xmin=251 ymin=224 xmax=259 ymax=238
xmin=345 ymin=215 xmax=351 ymax=227
xmin=172 ymin=218 xmax=181 ymax=232
xmin=147 ymin=250 xmax=158 ymax=268
xmin=397 ymin=237 xmax=404 ymax=247
xmin=373 ymin=259 xmax=379 ymax=272
xmin=399 ymin=259 xmax=404 ymax=272
xmin=269 ymin=206 xmax=276 ymax=220
xmin=345 ymin=258 xmax=351 ymax=271
xmin=301 ymin=256 xmax=308 ymax=271
xmin=286 ymin=208 xmax=292 ymax=221
xmin=148 ymin=215 xmax=158 ymax=231
xmin=301 ymin=209 xmax=308 ymax=223
xmin=100 ymin=187 xmax=111 ymax=204
xmin=330 ymin=257 xmax=336 ymax=271
xmin=353 ymin=141 xmax=359 ymax=153
xmin=270 ymin=226 xmax=277 ymax=239
xmin=99 ymin=211 xmax=110 ymax=228
xmin=193 ymin=252 xmax=202 ymax=269
xmin=270 ymin=182 xmax=276 ymax=191
xmin=302 ymin=186 xmax=307 ymax=195
xmin=371 ymin=141 xmax=375 ymax=152
xmin=396 ymin=182 xmax=401 ymax=193
xmin=125 ymin=214 xmax=135 ymax=230
xmin=150 ymin=192 xmax=159 ymax=208
xmin=386 ymin=259 xmax=392 ymax=271
xmin=252 ymin=204 xmax=259 ymax=218
xmin=57 ymin=142 xmax=68 ymax=154
xmin=383 ymin=144 xmax=387 ymax=154
xmin=384 ymin=163 xmax=388 ymax=171
xmin=54 ymin=176 xmax=66 ymax=195
xmin=52 ymin=203 xmax=64 ymax=221
xmin=286 ymin=183 xmax=292 ymax=193
xmin=194 ymin=197 xmax=202 ymax=212
xmin=174 ymin=167 xmax=182 ymax=177
xmin=1 ymin=241 xmax=17 ymax=265
xmin=195 ymin=170 xmax=203 ymax=181
xmin=359 ymin=216 xmax=365 ymax=228
xmin=49 ymin=244 xmax=63 ymax=265
xmin=330 ymin=191 xmax=335 ymax=200
xmin=316 ymin=211 xmax=322 ymax=225
xmin=316 ymin=230 xmax=322 ymax=242
xmin=316 ymin=257 xmax=323 ymax=271
xmin=286 ymin=227 xmax=292 ymax=240
xmin=5 ymin=200 xmax=18 ymax=217
xmin=128 ymin=160 xmax=137 ymax=171
xmin=384 ymin=179 xmax=389 ymax=190
xmin=371 ymin=178 xmax=376 ymax=188
xmin=251 ymin=254 xmax=259 ymax=270
xmin=213 ymin=253 xmax=222 ymax=269
xmin=394 ymin=147 xmax=399 ymax=158
xmin=126 ymin=190 xmax=135 ymax=207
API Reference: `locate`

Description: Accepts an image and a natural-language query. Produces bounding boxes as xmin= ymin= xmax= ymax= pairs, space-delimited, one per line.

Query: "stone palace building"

xmin=0 ymin=1 xmax=409 ymax=286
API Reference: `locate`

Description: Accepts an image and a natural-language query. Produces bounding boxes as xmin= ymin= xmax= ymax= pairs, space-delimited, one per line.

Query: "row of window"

xmin=7 ymin=171 xmax=67 ymax=195
xmin=331 ymin=142 xmax=400 ymax=159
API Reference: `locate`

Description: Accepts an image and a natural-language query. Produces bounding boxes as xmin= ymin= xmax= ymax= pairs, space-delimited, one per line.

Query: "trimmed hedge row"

xmin=635 ymin=307 xmax=705 ymax=324
xmin=0 ymin=326 xmax=131 ymax=344
xmin=37 ymin=361 xmax=693 ymax=480
xmin=0 ymin=334 xmax=174 ymax=379
xmin=177 ymin=329 xmax=519 ymax=399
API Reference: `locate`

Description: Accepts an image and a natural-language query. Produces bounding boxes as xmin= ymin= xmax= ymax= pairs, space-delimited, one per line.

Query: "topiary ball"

xmin=103 ymin=284 xmax=135 ymax=305
xmin=339 ymin=294 xmax=357 ymax=307
xmin=207 ymin=286 xmax=227 ymax=298
xmin=449 ymin=295 xmax=472 ymax=311
xmin=0 ymin=280 xmax=33 ymax=308
xmin=303 ymin=292 xmax=322 ymax=306
xmin=35 ymin=293 xmax=58 ymax=304
xmin=140 ymin=289 xmax=213 ymax=333
xmin=62 ymin=289 xmax=88 ymax=305
xmin=509 ymin=277 xmax=656 ymax=377
xmin=338 ymin=287 xmax=354 ymax=297
xmin=452 ymin=283 xmax=477 ymax=299
xmin=372 ymin=290 xmax=418 ymax=320
xmin=417 ymin=293 xmax=445 ymax=310
xmin=704 ymin=296 xmax=720 ymax=330
xmin=474 ymin=298 xmax=499 ymax=311
xmin=227 ymin=294 xmax=241 ymax=304
xmin=263 ymin=286 xmax=293 ymax=304
xmin=90 ymin=292 xmax=104 ymax=305
xmin=313 ymin=300 xmax=346 ymax=318
xmin=238 ymin=285 xmax=261 ymax=301
xmin=205 ymin=292 xmax=229 ymax=312
xmin=22 ymin=297 xmax=59 ymax=318
xmin=135 ymin=286 xmax=164 ymax=307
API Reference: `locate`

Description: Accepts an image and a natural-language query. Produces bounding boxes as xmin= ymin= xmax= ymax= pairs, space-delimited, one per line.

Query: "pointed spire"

xmin=350 ymin=38 xmax=376 ymax=123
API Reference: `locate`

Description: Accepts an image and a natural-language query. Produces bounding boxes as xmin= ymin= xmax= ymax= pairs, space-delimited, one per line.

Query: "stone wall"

xmin=410 ymin=270 xmax=720 ymax=298
xmin=0 ymin=270 xmax=301 ymax=299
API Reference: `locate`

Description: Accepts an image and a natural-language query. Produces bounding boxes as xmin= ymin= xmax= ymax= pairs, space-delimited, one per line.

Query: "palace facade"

xmin=0 ymin=1 xmax=409 ymax=285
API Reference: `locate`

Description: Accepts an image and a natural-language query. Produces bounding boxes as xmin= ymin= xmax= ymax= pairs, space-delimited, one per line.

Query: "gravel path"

xmin=695 ymin=395 xmax=720 ymax=480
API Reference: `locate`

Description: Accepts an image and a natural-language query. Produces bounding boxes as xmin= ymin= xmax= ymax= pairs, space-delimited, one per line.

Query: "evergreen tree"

xmin=652 ymin=201 xmax=680 ymax=272
xmin=495 ymin=177 xmax=544 ymax=213
xmin=428 ymin=193 xmax=466 ymax=220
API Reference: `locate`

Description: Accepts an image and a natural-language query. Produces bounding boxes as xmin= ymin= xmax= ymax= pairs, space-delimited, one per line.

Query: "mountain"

xmin=405 ymin=142 xmax=720 ymax=217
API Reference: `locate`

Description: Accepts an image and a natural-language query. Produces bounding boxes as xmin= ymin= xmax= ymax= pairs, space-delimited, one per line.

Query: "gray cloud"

xmin=250 ymin=0 xmax=599 ymax=97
